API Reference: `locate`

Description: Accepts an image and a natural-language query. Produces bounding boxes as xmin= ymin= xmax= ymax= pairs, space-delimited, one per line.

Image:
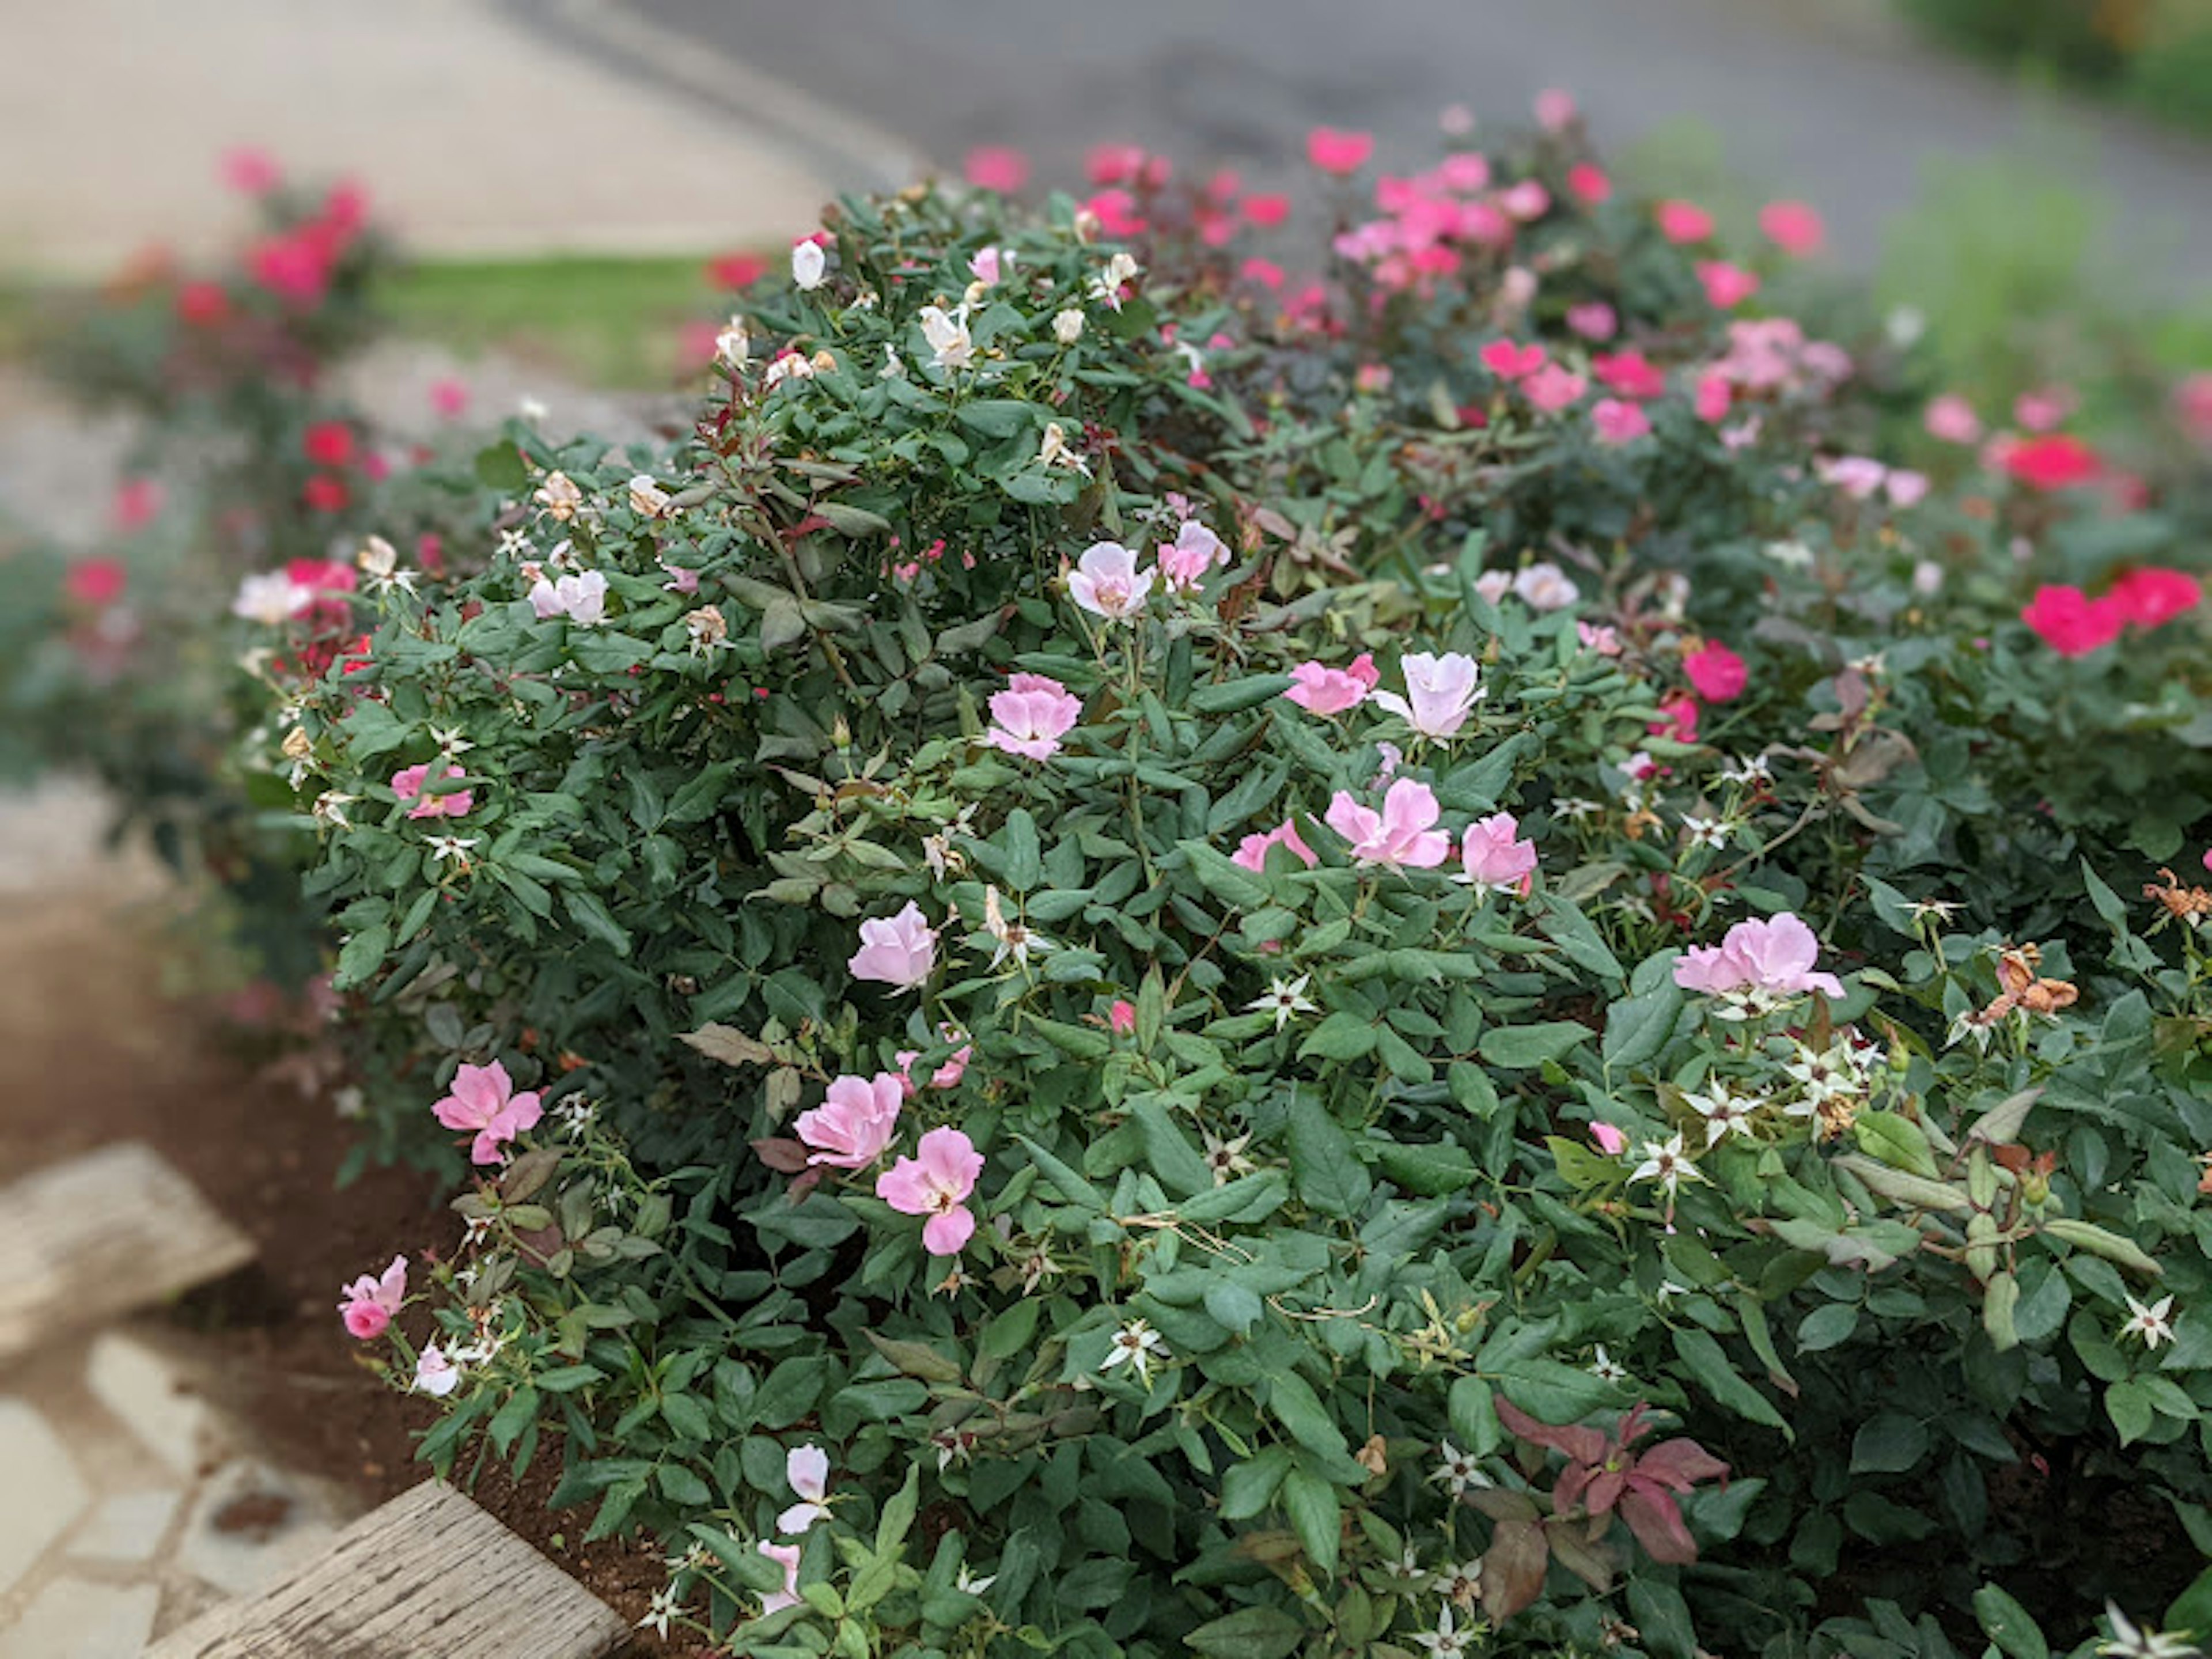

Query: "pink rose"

xmin=1923 ymin=394 xmax=1982 ymax=446
xmin=1284 ymin=653 xmax=1379 ymax=715
xmin=1157 ymin=520 xmax=1229 ymax=593
xmin=1759 ymin=199 xmax=1826 ymax=257
xmin=1325 ymin=779 xmax=1452 ymax=870
xmin=1655 ymin=199 xmax=1714 ymax=243
xmin=1592 ymin=398 xmax=1651 ymax=446
xmin=391 ymin=763 xmax=473 ymax=820
xmin=986 ymin=673 xmax=1083 ymax=761
xmin=338 ymin=1254 xmax=407 ymax=1340
xmin=1696 ymin=260 xmax=1760 ymax=309
xmin=1306 ymin=127 xmax=1375 ymax=176
xmin=431 ymin=1061 xmax=543 ymax=1166
xmin=1523 ymin=363 xmax=1588 ymax=413
xmin=1672 ymin=912 xmax=1843 ymax=999
xmin=849 ymin=902 xmax=936 ymax=990
xmin=1232 ymin=819 xmax=1320 ymax=874
xmin=796 ymin=1073 xmax=904 ymax=1168
xmin=1683 ymin=642 xmax=1747 ymax=703
xmin=1461 ymin=812 xmax=1537 ymax=893
xmin=876 ymin=1126 xmax=985 ymax=1255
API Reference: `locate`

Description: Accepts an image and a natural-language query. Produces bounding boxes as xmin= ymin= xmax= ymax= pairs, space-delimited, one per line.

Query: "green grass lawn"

xmin=378 ymin=253 xmax=729 ymax=389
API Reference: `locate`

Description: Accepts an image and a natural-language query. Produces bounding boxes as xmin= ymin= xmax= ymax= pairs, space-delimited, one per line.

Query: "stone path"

xmin=0 ymin=1247 xmax=358 ymax=1653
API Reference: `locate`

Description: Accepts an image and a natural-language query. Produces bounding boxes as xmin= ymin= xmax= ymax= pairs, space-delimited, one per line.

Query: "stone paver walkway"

xmin=0 ymin=1293 xmax=357 ymax=1653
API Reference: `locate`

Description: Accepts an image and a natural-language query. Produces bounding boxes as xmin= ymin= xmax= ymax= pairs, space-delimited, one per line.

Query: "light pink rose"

xmin=1672 ymin=912 xmax=1844 ymax=999
xmin=986 ymin=673 xmax=1082 ymax=760
xmin=1373 ymin=651 xmax=1482 ymax=740
xmin=849 ymin=902 xmax=936 ymax=990
xmin=1590 ymin=1122 xmax=1629 ymax=1156
xmin=338 ymin=1254 xmax=407 ymax=1340
xmin=392 ymin=763 xmax=473 ymax=820
xmin=876 ymin=1126 xmax=984 ymax=1255
xmin=1522 ymin=362 xmax=1588 ymax=413
xmin=1592 ymin=398 xmax=1651 ymax=446
xmin=414 ymin=1343 xmax=461 ymax=1396
xmin=1923 ymin=394 xmax=1982 ymax=445
xmin=1068 ymin=541 xmax=1154 ymax=620
xmin=796 ymin=1072 xmax=904 ymax=1168
xmin=1232 ymin=819 xmax=1319 ymax=874
xmin=1283 ymin=653 xmax=1379 ymax=715
xmin=778 ymin=1444 xmax=832 ymax=1533
xmin=1325 ymin=779 xmax=1452 ymax=870
xmin=760 ymin=1541 xmax=804 ymax=1614
xmin=1156 ymin=520 xmax=1229 ymax=592
xmin=431 ymin=1061 xmax=543 ymax=1166
xmin=1460 ymin=812 xmax=1538 ymax=893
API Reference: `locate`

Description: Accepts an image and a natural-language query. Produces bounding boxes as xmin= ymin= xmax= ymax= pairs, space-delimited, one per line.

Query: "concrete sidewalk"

xmin=0 ymin=0 xmax=847 ymax=275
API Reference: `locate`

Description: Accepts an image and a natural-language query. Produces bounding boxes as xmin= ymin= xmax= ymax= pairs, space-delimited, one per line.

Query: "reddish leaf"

xmin=1583 ymin=1467 xmax=1629 ymax=1517
xmin=1495 ymin=1396 xmax=1608 ymax=1465
xmin=1619 ymin=1486 xmax=1699 ymax=1565
xmin=751 ymin=1136 xmax=810 ymax=1173
xmin=1552 ymin=1460 xmax=1595 ymax=1517
xmin=1480 ymin=1518 xmax=1551 ymax=1622
xmin=1634 ymin=1438 xmax=1730 ymax=1493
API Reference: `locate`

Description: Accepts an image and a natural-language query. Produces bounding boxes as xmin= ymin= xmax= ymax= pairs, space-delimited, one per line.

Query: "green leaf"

xmin=1280 ymin=1468 xmax=1340 ymax=1576
xmin=1286 ymin=1096 xmax=1371 ymax=1219
xmin=1177 ymin=839 xmax=1272 ymax=911
xmin=2107 ymin=1378 xmax=2156 ymax=1446
xmin=659 ymin=1391 xmax=713 ymax=1443
xmin=1131 ymin=1099 xmax=1213 ymax=1199
xmin=490 ymin=1385 xmax=540 ymax=1456
xmin=334 ymin=923 xmax=390 ymax=990
xmin=1266 ymin=1370 xmax=1350 ymax=1461
xmin=1628 ymin=1578 xmax=1698 ymax=1659
xmin=1014 ymin=1134 xmax=1108 ymax=1211
xmin=474 ymin=441 xmax=528 ymax=491
xmin=1190 ymin=675 xmax=1296 ymax=715
xmin=2164 ymin=1565 xmax=2212 ymax=1641
xmin=1972 ymin=1586 xmax=2050 ymax=1659
xmin=1850 ymin=1412 xmax=1929 ymax=1474
xmin=1297 ymin=1012 xmax=1377 ymax=1062
xmin=1488 ymin=1357 xmax=1616 ymax=1423
xmin=1796 ymin=1304 xmax=1860 ymax=1353
xmin=2044 ymin=1218 xmax=2164 ymax=1279
xmin=1184 ymin=1606 xmax=1305 ymax=1659
xmin=562 ymin=890 xmax=634 ymax=957
xmin=1205 ymin=1279 xmax=1265 ymax=1336
xmin=1479 ymin=1022 xmax=1590 ymax=1069
xmin=1603 ymin=986 xmax=1681 ymax=1071
xmin=1000 ymin=808 xmax=1044 ymax=890
xmin=1672 ymin=1328 xmax=1790 ymax=1435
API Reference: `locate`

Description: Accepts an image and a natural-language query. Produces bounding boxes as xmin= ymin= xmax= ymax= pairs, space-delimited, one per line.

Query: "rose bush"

xmin=26 ymin=105 xmax=2212 ymax=1659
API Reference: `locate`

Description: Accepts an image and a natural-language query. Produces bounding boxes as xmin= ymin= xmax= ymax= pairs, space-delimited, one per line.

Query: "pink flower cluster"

xmin=338 ymin=1254 xmax=406 ymax=1339
xmin=1674 ymin=913 xmax=1843 ymax=999
xmin=2022 ymin=569 xmax=2203 ymax=657
xmin=1325 ymin=144 xmax=1558 ymax=294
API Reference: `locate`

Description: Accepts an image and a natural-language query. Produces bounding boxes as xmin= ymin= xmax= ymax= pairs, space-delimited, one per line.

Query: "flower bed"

xmin=17 ymin=106 xmax=2212 ymax=1659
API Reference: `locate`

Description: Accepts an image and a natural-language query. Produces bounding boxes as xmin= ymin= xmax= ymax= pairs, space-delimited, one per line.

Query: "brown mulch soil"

xmin=0 ymin=882 xmax=703 ymax=1653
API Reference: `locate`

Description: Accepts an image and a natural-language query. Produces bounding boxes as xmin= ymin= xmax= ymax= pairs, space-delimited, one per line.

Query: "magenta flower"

xmin=1695 ymin=260 xmax=1761 ymax=310
xmin=391 ymin=763 xmax=474 ymax=820
xmin=1067 ymin=541 xmax=1154 ymax=621
xmin=2022 ymin=585 xmax=2126 ymax=657
xmin=1283 ymin=653 xmax=1379 ymax=715
xmin=1480 ymin=339 xmax=1547 ymax=381
xmin=1109 ymin=999 xmax=1138 ymax=1037
xmin=338 ymin=1254 xmax=407 ymax=1340
xmin=1760 ymin=199 xmax=1826 ymax=257
xmin=1306 ymin=126 xmax=1375 ymax=175
xmin=1461 ymin=812 xmax=1538 ymax=893
xmin=1655 ymin=199 xmax=1714 ymax=243
xmin=796 ymin=1073 xmax=904 ymax=1169
xmin=876 ymin=1126 xmax=984 ymax=1255
xmin=1325 ymin=779 xmax=1452 ymax=870
xmin=1373 ymin=652 xmax=1482 ymax=740
xmin=2107 ymin=568 xmax=2203 ymax=630
xmin=1683 ymin=642 xmax=1747 ymax=703
xmin=1592 ymin=398 xmax=1651 ymax=446
xmin=1232 ymin=818 xmax=1320 ymax=874
xmin=986 ymin=673 xmax=1083 ymax=761
xmin=849 ymin=902 xmax=937 ymax=990
xmin=1157 ymin=521 xmax=1229 ymax=592
xmin=431 ymin=1061 xmax=543 ymax=1165
xmin=1673 ymin=912 xmax=1844 ymax=999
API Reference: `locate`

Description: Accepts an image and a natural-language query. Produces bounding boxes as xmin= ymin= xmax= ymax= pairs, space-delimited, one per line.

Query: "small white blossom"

xmin=791 ymin=239 xmax=827 ymax=290
xmin=1101 ymin=1318 xmax=1166 ymax=1385
xmin=637 ymin=1582 xmax=682 ymax=1638
xmin=312 ymin=791 xmax=358 ymax=828
xmin=1431 ymin=1441 xmax=1490 ymax=1498
xmin=1718 ymin=753 xmax=1774 ymax=788
xmin=1246 ymin=974 xmax=1319 ymax=1032
xmin=426 ymin=835 xmax=480 ymax=866
xmin=1090 ymin=252 xmax=1140 ymax=312
xmin=2120 ymin=1294 xmax=2177 ymax=1350
xmin=1589 ymin=1344 xmax=1631 ymax=1383
xmin=627 ymin=474 xmax=673 ymax=518
xmin=983 ymin=885 xmax=1050 ymax=968
xmin=1412 ymin=1606 xmax=1474 ymax=1657
xmin=534 ymin=471 xmax=584 ymax=521
xmin=955 ymin=1563 xmax=998 ymax=1594
xmin=917 ymin=304 xmax=976 ymax=370
xmin=1629 ymin=1133 xmax=1707 ymax=1199
xmin=1039 ymin=420 xmax=1090 ymax=474
xmin=1202 ymin=1129 xmax=1256 ymax=1185
xmin=1681 ymin=814 xmax=1730 ymax=851
xmin=1053 ymin=308 xmax=1086 ymax=345
xmin=1684 ymin=1081 xmax=1760 ymax=1146
xmin=1763 ymin=537 xmax=1816 ymax=570
xmin=1512 ymin=561 xmax=1580 ymax=611
xmin=714 ymin=317 xmax=749 ymax=369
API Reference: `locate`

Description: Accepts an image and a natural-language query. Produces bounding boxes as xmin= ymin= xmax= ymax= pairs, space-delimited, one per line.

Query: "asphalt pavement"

xmin=573 ymin=0 xmax=2212 ymax=298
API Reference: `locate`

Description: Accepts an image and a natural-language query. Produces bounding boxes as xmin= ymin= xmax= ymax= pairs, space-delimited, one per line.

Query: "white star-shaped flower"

xmin=2120 ymin=1294 xmax=2177 ymax=1350
xmin=1246 ymin=974 xmax=1319 ymax=1031
xmin=1101 ymin=1318 xmax=1166 ymax=1385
